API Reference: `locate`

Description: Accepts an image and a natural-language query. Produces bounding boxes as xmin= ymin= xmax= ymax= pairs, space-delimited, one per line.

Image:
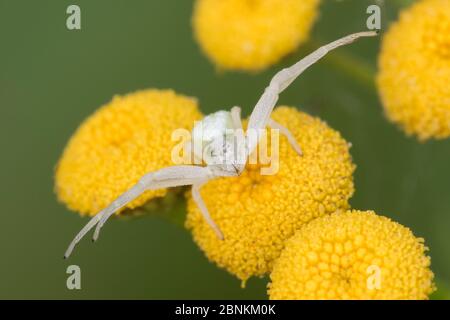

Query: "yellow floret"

xmin=55 ymin=89 xmax=202 ymax=216
xmin=192 ymin=0 xmax=320 ymax=71
xmin=186 ymin=107 xmax=355 ymax=282
xmin=377 ymin=0 xmax=450 ymax=140
xmin=268 ymin=210 xmax=435 ymax=300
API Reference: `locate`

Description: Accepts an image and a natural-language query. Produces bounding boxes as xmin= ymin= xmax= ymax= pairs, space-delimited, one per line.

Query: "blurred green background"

xmin=0 ymin=0 xmax=449 ymax=299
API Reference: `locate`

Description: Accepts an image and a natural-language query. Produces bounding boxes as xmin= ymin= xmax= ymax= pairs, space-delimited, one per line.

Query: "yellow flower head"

xmin=186 ymin=107 xmax=355 ymax=282
xmin=377 ymin=0 xmax=450 ymax=140
xmin=268 ymin=210 xmax=435 ymax=300
xmin=55 ymin=89 xmax=202 ymax=216
xmin=192 ymin=0 xmax=320 ymax=72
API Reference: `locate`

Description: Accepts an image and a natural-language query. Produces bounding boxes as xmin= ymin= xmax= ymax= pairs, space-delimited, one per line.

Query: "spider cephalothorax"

xmin=190 ymin=110 xmax=245 ymax=174
xmin=64 ymin=31 xmax=377 ymax=258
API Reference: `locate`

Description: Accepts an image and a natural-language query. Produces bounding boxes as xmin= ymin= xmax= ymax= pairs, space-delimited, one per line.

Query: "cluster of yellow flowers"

xmin=192 ymin=0 xmax=320 ymax=71
xmin=269 ymin=210 xmax=434 ymax=300
xmin=55 ymin=89 xmax=202 ymax=215
xmin=56 ymin=90 xmax=435 ymax=299
xmin=186 ymin=107 xmax=355 ymax=283
xmin=193 ymin=0 xmax=450 ymax=141
xmin=55 ymin=0 xmax=446 ymax=300
xmin=183 ymin=106 xmax=434 ymax=298
xmin=377 ymin=0 xmax=450 ymax=140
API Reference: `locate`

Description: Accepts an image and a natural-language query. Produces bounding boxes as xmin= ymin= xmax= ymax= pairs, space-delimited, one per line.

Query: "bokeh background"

xmin=0 ymin=0 xmax=449 ymax=299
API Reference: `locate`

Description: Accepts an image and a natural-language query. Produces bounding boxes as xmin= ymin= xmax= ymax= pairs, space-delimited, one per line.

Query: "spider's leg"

xmin=269 ymin=31 xmax=377 ymax=93
xmin=192 ymin=181 xmax=224 ymax=240
xmin=230 ymin=106 xmax=242 ymax=130
xmin=64 ymin=214 xmax=106 ymax=259
xmin=64 ymin=165 xmax=213 ymax=258
xmin=268 ymin=118 xmax=302 ymax=156
xmin=230 ymin=106 xmax=246 ymax=174
xmin=93 ymin=166 xmax=213 ymax=241
xmin=246 ymin=31 xmax=377 ymax=156
xmin=64 ymin=182 xmax=146 ymax=259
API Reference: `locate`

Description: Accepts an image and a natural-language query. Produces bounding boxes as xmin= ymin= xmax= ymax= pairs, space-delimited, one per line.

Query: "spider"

xmin=64 ymin=31 xmax=377 ymax=258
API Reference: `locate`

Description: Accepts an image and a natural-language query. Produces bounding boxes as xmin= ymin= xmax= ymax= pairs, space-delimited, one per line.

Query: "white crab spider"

xmin=64 ymin=31 xmax=377 ymax=258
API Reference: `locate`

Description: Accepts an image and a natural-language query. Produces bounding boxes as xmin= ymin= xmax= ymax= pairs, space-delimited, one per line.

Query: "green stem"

xmin=323 ymin=49 xmax=376 ymax=90
xmin=301 ymin=39 xmax=377 ymax=91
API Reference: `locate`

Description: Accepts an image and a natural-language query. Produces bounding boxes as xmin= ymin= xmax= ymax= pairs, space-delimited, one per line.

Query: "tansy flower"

xmin=55 ymin=89 xmax=202 ymax=216
xmin=186 ymin=107 xmax=355 ymax=283
xmin=192 ymin=0 xmax=320 ymax=72
xmin=377 ymin=0 xmax=450 ymax=140
xmin=268 ymin=210 xmax=435 ymax=300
